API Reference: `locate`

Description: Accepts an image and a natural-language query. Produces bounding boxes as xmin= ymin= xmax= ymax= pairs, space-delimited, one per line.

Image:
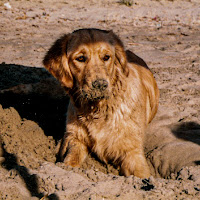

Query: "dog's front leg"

xmin=120 ymin=149 xmax=150 ymax=178
xmin=59 ymin=124 xmax=89 ymax=167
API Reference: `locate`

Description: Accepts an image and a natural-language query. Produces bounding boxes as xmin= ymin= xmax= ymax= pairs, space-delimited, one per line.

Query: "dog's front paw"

xmin=120 ymin=151 xmax=151 ymax=178
xmin=120 ymin=165 xmax=150 ymax=178
xmin=63 ymin=151 xmax=83 ymax=167
xmin=58 ymin=136 xmax=88 ymax=167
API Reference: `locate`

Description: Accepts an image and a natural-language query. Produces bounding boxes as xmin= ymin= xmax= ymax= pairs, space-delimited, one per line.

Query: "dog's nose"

xmin=92 ymin=79 xmax=108 ymax=91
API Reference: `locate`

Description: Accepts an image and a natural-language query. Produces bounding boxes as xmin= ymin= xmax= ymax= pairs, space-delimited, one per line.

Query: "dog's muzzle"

xmin=83 ymin=78 xmax=109 ymax=101
xmin=92 ymin=79 xmax=108 ymax=91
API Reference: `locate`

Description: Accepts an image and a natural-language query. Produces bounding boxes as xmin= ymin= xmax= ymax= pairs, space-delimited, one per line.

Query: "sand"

xmin=0 ymin=0 xmax=200 ymax=199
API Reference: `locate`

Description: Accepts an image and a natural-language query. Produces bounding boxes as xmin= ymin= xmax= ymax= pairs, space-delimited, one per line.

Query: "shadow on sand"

xmin=0 ymin=63 xmax=69 ymax=141
xmin=172 ymin=121 xmax=200 ymax=145
xmin=1 ymin=144 xmax=60 ymax=200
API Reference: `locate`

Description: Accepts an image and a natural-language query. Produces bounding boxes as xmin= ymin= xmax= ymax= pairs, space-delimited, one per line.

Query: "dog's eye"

xmin=76 ymin=56 xmax=87 ymax=62
xmin=103 ymin=55 xmax=110 ymax=61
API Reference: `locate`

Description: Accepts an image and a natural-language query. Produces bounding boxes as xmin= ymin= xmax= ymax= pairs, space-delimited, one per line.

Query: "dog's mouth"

xmin=82 ymin=89 xmax=109 ymax=102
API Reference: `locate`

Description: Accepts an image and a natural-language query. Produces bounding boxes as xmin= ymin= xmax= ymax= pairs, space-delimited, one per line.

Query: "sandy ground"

xmin=0 ymin=0 xmax=200 ymax=199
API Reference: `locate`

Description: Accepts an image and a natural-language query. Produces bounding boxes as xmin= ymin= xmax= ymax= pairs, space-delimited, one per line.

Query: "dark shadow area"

xmin=2 ymin=144 xmax=43 ymax=198
xmin=141 ymin=179 xmax=155 ymax=191
xmin=172 ymin=122 xmax=200 ymax=145
xmin=0 ymin=63 xmax=50 ymax=90
xmin=0 ymin=63 xmax=69 ymax=141
xmin=1 ymin=144 xmax=60 ymax=200
xmin=48 ymin=194 xmax=60 ymax=200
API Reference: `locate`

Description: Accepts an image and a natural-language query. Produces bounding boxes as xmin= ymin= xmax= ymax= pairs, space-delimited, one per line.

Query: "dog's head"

xmin=43 ymin=28 xmax=128 ymax=104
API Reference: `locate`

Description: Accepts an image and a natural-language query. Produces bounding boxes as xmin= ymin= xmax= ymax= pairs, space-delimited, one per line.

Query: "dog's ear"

xmin=43 ymin=34 xmax=73 ymax=89
xmin=109 ymin=31 xmax=129 ymax=77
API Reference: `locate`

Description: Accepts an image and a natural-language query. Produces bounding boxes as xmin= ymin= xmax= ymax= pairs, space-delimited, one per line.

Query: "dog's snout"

xmin=92 ymin=79 xmax=108 ymax=91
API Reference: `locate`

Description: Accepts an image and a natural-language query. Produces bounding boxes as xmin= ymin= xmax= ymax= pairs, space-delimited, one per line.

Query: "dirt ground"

xmin=0 ymin=0 xmax=200 ymax=199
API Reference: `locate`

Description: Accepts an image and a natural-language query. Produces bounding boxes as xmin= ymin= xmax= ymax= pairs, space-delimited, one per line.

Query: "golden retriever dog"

xmin=43 ymin=28 xmax=159 ymax=178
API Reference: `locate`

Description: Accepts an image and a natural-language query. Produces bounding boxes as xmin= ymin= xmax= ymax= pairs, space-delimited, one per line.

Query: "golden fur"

xmin=43 ymin=28 xmax=159 ymax=178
